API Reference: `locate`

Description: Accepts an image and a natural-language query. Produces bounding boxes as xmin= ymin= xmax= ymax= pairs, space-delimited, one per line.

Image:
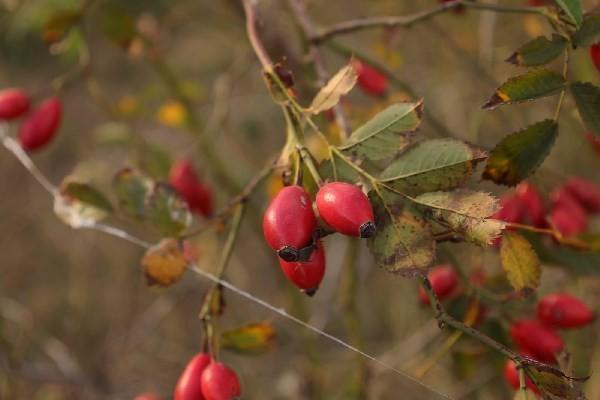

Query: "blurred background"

xmin=1 ymin=0 xmax=599 ymax=399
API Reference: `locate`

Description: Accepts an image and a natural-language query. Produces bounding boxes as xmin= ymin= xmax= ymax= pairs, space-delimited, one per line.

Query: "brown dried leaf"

xmin=141 ymin=239 xmax=188 ymax=287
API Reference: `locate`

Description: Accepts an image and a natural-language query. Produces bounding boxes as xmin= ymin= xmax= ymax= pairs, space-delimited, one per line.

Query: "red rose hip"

xmin=278 ymin=241 xmax=326 ymax=296
xmin=169 ymin=160 xmax=213 ymax=217
xmin=174 ymin=352 xmax=211 ymax=400
xmin=563 ymin=177 xmax=600 ymax=213
xmin=18 ymin=97 xmax=62 ymax=151
xmin=504 ymin=359 xmax=540 ymax=394
xmin=263 ymin=185 xmax=317 ymax=261
xmin=510 ymin=319 xmax=564 ymax=363
xmin=200 ymin=362 xmax=241 ymax=400
xmin=418 ymin=264 xmax=459 ymax=304
xmin=352 ymin=60 xmax=389 ymax=97
xmin=590 ymin=44 xmax=600 ymax=72
xmin=537 ymin=293 xmax=594 ymax=329
xmin=515 ymin=182 xmax=546 ymax=227
xmin=316 ymin=182 xmax=375 ymax=238
xmin=0 ymin=88 xmax=30 ymax=120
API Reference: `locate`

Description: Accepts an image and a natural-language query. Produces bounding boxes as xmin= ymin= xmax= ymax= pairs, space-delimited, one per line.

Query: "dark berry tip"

xmin=303 ymin=287 xmax=318 ymax=297
xmin=278 ymin=246 xmax=299 ymax=262
xmin=359 ymin=221 xmax=376 ymax=238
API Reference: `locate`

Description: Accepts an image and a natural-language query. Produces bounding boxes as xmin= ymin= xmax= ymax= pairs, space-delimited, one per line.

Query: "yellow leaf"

xmin=116 ymin=95 xmax=139 ymax=116
xmin=500 ymin=232 xmax=541 ymax=293
xmin=141 ymin=239 xmax=188 ymax=287
xmin=157 ymin=100 xmax=187 ymax=127
xmin=221 ymin=322 xmax=276 ymax=354
xmin=307 ymin=61 xmax=357 ymax=114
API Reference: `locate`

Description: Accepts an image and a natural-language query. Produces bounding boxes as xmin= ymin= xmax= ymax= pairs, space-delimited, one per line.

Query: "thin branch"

xmin=553 ymin=49 xmax=570 ymax=121
xmin=241 ymin=0 xmax=273 ymax=71
xmin=311 ymin=1 xmax=549 ymax=43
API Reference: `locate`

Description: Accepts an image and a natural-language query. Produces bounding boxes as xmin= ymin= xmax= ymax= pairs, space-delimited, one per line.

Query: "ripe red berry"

xmin=504 ymin=359 xmax=540 ymax=394
xmin=169 ymin=160 xmax=213 ymax=217
xmin=316 ymin=182 xmax=375 ymax=238
xmin=527 ymin=0 xmax=547 ymax=6
xmin=492 ymin=194 xmax=526 ymax=224
xmin=200 ymin=362 xmax=241 ymax=400
xmin=134 ymin=393 xmax=162 ymax=400
xmin=585 ymin=131 xmax=600 ymax=155
xmin=263 ymin=185 xmax=317 ymax=261
xmin=549 ymin=187 xmax=588 ymax=236
xmin=18 ymin=97 xmax=62 ymax=151
xmin=174 ymin=352 xmax=211 ymax=400
xmin=510 ymin=319 xmax=564 ymax=363
xmin=563 ymin=177 xmax=600 ymax=213
xmin=0 ymin=88 xmax=30 ymax=120
xmin=352 ymin=60 xmax=389 ymax=97
xmin=418 ymin=264 xmax=459 ymax=304
xmin=515 ymin=182 xmax=546 ymax=227
xmin=537 ymin=293 xmax=594 ymax=329
xmin=278 ymin=241 xmax=326 ymax=296
xmin=590 ymin=44 xmax=600 ymax=72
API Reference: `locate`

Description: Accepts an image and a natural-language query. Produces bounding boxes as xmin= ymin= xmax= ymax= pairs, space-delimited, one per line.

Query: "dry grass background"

xmin=1 ymin=1 xmax=599 ymax=399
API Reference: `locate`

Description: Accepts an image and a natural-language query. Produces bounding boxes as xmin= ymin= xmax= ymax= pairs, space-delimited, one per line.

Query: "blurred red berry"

xmin=492 ymin=194 xmax=526 ymax=224
xmin=278 ymin=241 xmax=326 ymax=296
xmin=515 ymin=182 xmax=546 ymax=227
xmin=538 ymin=293 xmax=594 ymax=329
xmin=134 ymin=393 xmax=161 ymax=400
xmin=169 ymin=160 xmax=213 ymax=217
xmin=263 ymin=185 xmax=317 ymax=261
xmin=563 ymin=177 xmax=600 ymax=213
xmin=200 ymin=362 xmax=241 ymax=400
xmin=18 ymin=97 xmax=62 ymax=151
xmin=549 ymin=186 xmax=588 ymax=236
xmin=0 ymin=88 xmax=30 ymax=120
xmin=585 ymin=131 xmax=600 ymax=155
xmin=352 ymin=60 xmax=389 ymax=97
xmin=510 ymin=319 xmax=564 ymax=363
xmin=591 ymin=44 xmax=600 ymax=72
xmin=174 ymin=353 xmax=211 ymax=400
xmin=527 ymin=0 xmax=547 ymax=5
xmin=418 ymin=264 xmax=459 ymax=304
xmin=316 ymin=182 xmax=375 ymax=238
xmin=504 ymin=359 xmax=540 ymax=394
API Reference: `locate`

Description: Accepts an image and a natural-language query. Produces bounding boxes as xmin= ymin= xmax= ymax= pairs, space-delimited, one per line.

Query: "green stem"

xmin=553 ymin=49 xmax=570 ymax=122
xmin=518 ymin=364 xmax=529 ymax=400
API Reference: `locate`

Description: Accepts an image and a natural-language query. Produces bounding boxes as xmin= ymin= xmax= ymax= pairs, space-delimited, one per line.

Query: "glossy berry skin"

xmin=169 ymin=160 xmax=213 ymax=217
xmin=200 ymin=362 xmax=241 ymax=400
xmin=316 ymin=182 xmax=375 ymax=238
xmin=590 ymin=44 xmax=600 ymax=72
xmin=134 ymin=393 xmax=162 ymax=400
xmin=504 ymin=359 xmax=540 ymax=394
xmin=515 ymin=182 xmax=546 ymax=227
xmin=352 ymin=60 xmax=389 ymax=97
xmin=18 ymin=97 xmax=62 ymax=151
xmin=537 ymin=293 xmax=594 ymax=329
xmin=174 ymin=353 xmax=211 ymax=400
xmin=263 ymin=185 xmax=317 ymax=261
xmin=563 ymin=177 xmax=600 ymax=213
xmin=549 ymin=187 xmax=588 ymax=236
xmin=418 ymin=264 xmax=459 ymax=305
xmin=510 ymin=319 xmax=564 ymax=363
xmin=278 ymin=241 xmax=326 ymax=296
xmin=0 ymin=88 xmax=30 ymax=120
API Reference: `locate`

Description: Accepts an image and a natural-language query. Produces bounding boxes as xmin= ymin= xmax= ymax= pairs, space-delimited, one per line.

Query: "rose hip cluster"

xmin=263 ymin=182 xmax=375 ymax=295
xmin=0 ymin=88 xmax=63 ymax=151
xmin=492 ymin=179 xmax=600 ymax=238
xmin=504 ymin=292 xmax=594 ymax=395
xmin=174 ymin=353 xmax=241 ymax=400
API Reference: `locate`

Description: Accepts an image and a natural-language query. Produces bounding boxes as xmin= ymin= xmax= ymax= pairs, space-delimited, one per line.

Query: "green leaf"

xmin=482 ymin=69 xmax=565 ymax=109
xmin=113 ymin=168 xmax=153 ymax=220
xmin=555 ymin=0 xmax=582 ymax=28
xmin=380 ymin=139 xmax=487 ymax=196
xmin=42 ymin=9 xmax=81 ymax=44
xmin=221 ymin=322 xmax=276 ymax=355
xmin=571 ymin=82 xmax=600 ymax=138
xmin=307 ymin=61 xmax=357 ymax=114
xmin=500 ymin=232 xmax=541 ymax=294
xmin=94 ymin=122 xmax=134 ymax=147
xmin=413 ymin=190 xmax=504 ymax=246
xmin=318 ymin=153 xmax=360 ymax=183
xmin=339 ymin=101 xmax=423 ymax=160
xmin=54 ymin=182 xmax=113 ymax=228
xmin=101 ymin=4 xmax=136 ymax=48
xmin=482 ymin=119 xmax=558 ymax=186
xmin=525 ymin=362 xmax=588 ymax=400
xmin=141 ymin=239 xmax=187 ymax=287
xmin=138 ymin=143 xmax=171 ymax=180
xmin=146 ymin=183 xmax=192 ymax=237
xmin=505 ymin=35 xmax=567 ymax=67
xmin=572 ymin=14 xmax=600 ymax=47
xmin=367 ymin=191 xmax=435 ymax=275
